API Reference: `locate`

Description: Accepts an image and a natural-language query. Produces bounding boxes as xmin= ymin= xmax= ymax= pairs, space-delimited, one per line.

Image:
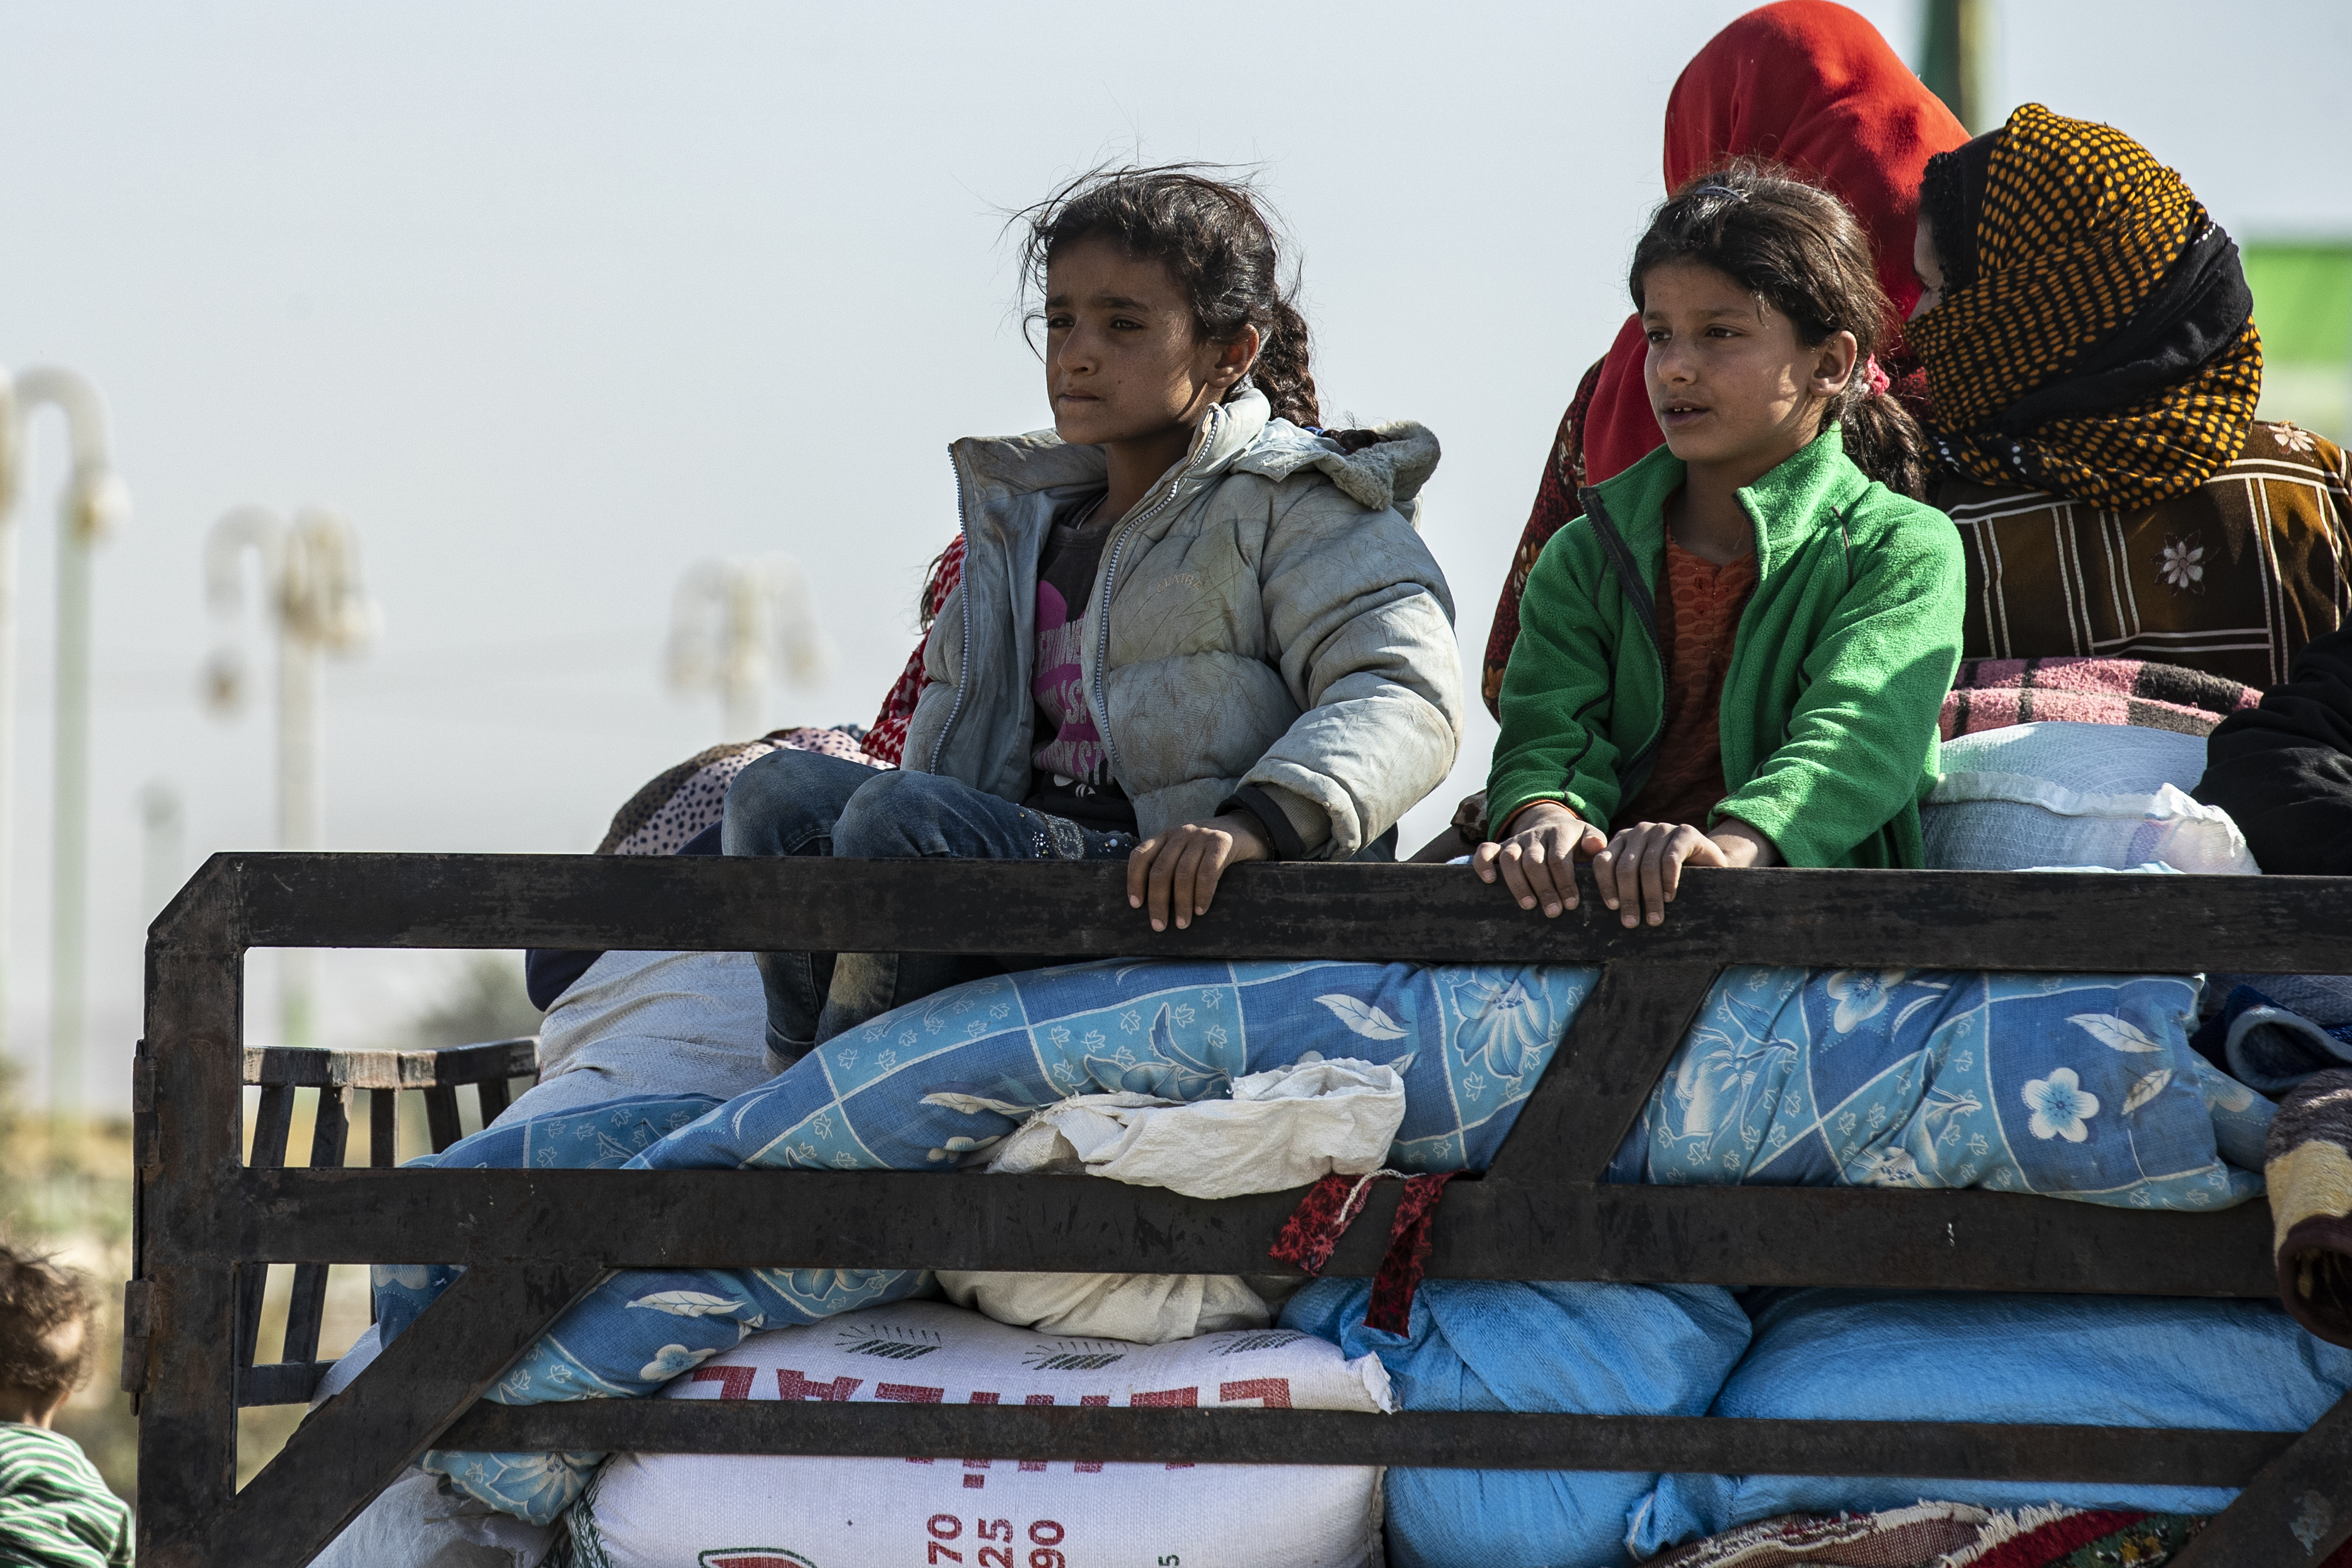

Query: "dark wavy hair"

xmin=0 ymin=1244 xmax=93 ymax=1400
xmin=1016 ymin=164 xmax=1320 ymax=429
xmin=1629 ymin=159 xmax=1931 ymax=499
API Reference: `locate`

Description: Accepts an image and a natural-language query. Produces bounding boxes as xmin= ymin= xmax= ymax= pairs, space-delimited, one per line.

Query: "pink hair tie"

xmin=1863 ymin=355 xmax=1892 ymax=398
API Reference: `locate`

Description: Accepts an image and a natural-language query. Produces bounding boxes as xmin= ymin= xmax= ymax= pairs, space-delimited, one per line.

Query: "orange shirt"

xmin=1617 ymin=539 xmax=1758 ymax=830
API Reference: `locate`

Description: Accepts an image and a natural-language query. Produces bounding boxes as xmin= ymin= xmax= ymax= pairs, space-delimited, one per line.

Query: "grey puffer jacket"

xmin=905 ymin=388 xmax=1461 ymax=858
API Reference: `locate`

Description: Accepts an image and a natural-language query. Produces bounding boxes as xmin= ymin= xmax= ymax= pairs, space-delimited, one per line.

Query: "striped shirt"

xmin=0 ymin=1424 xmax=131 ymax=1567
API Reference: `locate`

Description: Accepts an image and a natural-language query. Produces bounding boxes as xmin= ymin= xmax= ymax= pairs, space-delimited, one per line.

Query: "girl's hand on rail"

xmin=1591 ymin=817 xmax=1779 ymax=928
xmin=1472 ymin=801 xmax=1608 ymax=917
xmin=1127 ymin=812 xmax=1273 ymax=931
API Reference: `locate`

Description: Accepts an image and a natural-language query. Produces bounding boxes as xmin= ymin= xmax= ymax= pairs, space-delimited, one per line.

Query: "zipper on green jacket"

xmin=1577 ymin=486 xmax=1668 ymax=808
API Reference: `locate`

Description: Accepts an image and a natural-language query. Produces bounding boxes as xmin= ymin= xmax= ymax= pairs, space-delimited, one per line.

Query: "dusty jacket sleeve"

xmin=1485 ymin=522 xmax=1629 ymax=837
xmin=2194 ymin=625 xmax=2352 ymax=874
xmin=1715 ymin=517 xmax=1964 ymax=865
xmin=1229 ymin=488 xmax=1462 ymax=860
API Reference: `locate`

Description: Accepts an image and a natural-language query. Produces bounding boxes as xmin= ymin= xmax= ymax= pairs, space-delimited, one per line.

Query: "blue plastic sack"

xmin=1630 ymin=1288 xmax=2352 ymax=1556
xmin=1606 ymin=969 xmax=2272 ymax=1208
xmin=1283 ymin=1277 xmax=1751 ymax=1568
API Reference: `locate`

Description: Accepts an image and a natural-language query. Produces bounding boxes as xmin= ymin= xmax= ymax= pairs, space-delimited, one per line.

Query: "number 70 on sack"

xmin=927 ymin=1513 xmax=1066 ymax=1566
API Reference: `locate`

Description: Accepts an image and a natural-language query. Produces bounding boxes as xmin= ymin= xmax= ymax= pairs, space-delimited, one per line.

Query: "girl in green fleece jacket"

xmin=1477 ymin=162 xmax=1963 ymax=927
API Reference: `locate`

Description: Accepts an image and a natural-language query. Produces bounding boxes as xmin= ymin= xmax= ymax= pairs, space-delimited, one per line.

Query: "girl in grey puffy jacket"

xmin=724 ymin=165 xmax=1461 ymax=1057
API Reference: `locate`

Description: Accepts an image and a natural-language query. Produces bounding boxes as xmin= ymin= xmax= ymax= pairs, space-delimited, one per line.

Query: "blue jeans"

xmin=721 ymin=751 xmax=1139 ymax=1062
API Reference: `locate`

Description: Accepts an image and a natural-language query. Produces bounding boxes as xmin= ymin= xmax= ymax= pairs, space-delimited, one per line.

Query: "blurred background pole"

xmin=139 ymin=779 xmax=183 ymax=919
xmin=203 ymin=506 xmax=377 ymax=1047
xmin=665 ymin=556 xmax=830 ymax=742
xmin=1919 ymin=0 xmax=1998 ymax=135
xmin=0 ymin=369 xmax=131 ymax=1154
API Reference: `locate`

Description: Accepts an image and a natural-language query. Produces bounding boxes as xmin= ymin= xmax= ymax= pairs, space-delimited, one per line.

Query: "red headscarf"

xmin=1579 ymin=0 xmax=1970 ymax=484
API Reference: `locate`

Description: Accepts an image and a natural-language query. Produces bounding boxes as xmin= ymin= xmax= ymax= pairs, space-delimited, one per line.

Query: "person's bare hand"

xmin=1471 ymin=801 xmax=1608 ymax=917
xmin=1590 ymin=818 xmax=1777 ymax=927
xmin=1126 ymin=812 xmax=1273 ymax=931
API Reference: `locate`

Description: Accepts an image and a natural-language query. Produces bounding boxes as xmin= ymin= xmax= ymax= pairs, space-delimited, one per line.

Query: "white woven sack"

xmin=933 ymin=1269 xmax=1274 ymax=1345
xmin=1934 ymin=721 xmax=2210 ymax=795
xmin=1924 ymin=723 xmax=2255 ymax=874
xmin=570 ymin=1301 xmax=1391 ymax=1568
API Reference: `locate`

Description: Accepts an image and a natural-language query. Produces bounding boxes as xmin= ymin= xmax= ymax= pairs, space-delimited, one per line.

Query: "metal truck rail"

xmin=127 ymin=853 xmax=2352 ymax=1565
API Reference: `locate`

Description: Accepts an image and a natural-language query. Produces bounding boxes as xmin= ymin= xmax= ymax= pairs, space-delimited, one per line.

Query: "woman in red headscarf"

xmin=1474 ymin=0 xmax=1968 ymax=723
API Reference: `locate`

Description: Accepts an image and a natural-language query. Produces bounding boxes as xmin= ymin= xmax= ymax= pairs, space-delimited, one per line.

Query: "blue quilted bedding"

xmin=381 ymin=956 xmax=2272 ymax=1523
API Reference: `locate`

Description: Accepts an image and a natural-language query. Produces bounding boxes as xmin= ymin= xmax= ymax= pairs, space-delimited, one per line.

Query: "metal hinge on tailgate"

xmin=118 ymin=1279 xmax=152 ymax=1400
xmin=122 ymin=1044 xmax=156 ymax=1407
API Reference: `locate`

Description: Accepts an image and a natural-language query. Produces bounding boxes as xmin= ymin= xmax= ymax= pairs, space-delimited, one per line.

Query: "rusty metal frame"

xmin=132 ymin=853 xmax=2352 ymax=1566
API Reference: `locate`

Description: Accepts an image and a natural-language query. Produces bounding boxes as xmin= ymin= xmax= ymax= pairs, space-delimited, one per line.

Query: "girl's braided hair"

xmin=1630 ymin=159 xmax=1931 ymax=499
xmin=1017 ymin=164 xmax=1320 ymax=429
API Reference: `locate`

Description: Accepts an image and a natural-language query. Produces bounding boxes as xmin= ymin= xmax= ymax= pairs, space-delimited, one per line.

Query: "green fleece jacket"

xmin=1488 ymin=426 xmax=1964 ymax=868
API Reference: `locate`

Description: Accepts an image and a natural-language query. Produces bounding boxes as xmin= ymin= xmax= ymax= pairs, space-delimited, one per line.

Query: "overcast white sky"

xmin=1 ymin=0 xmax=2346 ymax=1104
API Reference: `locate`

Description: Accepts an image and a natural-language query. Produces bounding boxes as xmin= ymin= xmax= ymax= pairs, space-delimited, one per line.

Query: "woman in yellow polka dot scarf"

xmin=1907 ymin=102 xmax=2262 ymax=511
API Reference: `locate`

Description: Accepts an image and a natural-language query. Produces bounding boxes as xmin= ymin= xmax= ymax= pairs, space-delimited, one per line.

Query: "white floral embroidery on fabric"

xmin=2158 ymin=536 xmax=2205 ymax=590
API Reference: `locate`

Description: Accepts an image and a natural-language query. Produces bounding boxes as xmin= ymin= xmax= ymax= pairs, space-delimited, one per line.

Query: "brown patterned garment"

xmin=1935 ymin=420 xmax=2352 ymax=688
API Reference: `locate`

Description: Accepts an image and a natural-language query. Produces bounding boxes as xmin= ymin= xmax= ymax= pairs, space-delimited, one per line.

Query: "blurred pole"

xmin=139 ymin=779 xmax=183 ymax=919
xmin=50 ymin=515 xmax=91 ymax=1137
xmin=1919 ymin=0 xmax=1994 ymax=133
xmin=1920 ymin=0 xmax=1999 ymax=135
xmin=203 ymin=507 xmax=376 ymax=1047
xmin=0 ymin=373 xmax=17 ymax=1076
xmin=276 ymin=607 xmax=320 ymax=1047
xmin=0 ymin=369 xmax=130 ymax=1152
xmin=665 ymin=557 xmax=830 ymax=742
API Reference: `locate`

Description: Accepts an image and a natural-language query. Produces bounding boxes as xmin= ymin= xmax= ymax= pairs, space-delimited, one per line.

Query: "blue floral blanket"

xmin=386 ymin=958 xmax=2272 ymax=1523
xmin=386 ymin=959 xmax=1598 ymax=1523
xmin=1605 ymin=968 xmax=2274 ymax=1209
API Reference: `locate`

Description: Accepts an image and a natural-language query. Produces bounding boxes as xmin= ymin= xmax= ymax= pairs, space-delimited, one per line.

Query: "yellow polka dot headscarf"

xmin=1908 ymin=103 xmax=2261 ymax=510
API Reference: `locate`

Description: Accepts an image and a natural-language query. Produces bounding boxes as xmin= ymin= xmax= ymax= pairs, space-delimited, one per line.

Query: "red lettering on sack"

xmin=876 ymin=1383 xmax=945 ymax=1403
xmin=928 ymin=1545 xmax=964 ymax=1564
xmin=775 ymin=1369 xmax=862 ymax=1402
xmin=1218 ymin=1377 xmax=1292 ymax=1407
xmin=686 ymin=1365 xmax=756 ymax=1400
xmin=1130 ymin=1387 xmax=1199 ymax=1407
xmin=963 ymin=1474 xmax=987 ymax=1488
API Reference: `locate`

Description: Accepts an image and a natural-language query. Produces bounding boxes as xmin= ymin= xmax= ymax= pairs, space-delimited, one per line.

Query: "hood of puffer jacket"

xmin=906 ymin=387 xmax=1461 ymax=857
xmin=951 ymin=387 xmax=1442 ymax=527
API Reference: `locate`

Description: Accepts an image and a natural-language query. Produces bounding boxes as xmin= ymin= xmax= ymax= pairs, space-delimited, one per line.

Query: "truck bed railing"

xmin=129 ymin=854 xmax=2352 ymax=1566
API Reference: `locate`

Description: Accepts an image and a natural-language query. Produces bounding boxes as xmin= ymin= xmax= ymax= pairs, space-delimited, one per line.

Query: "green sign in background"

xmin=2245 ymin=241 xmax=2352 ymax=440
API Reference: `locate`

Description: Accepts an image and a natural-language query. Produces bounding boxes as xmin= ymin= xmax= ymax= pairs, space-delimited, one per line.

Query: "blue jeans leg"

xmin=817 ymin=770 xmax=1136 ymax=1042
xmin=720 ymin=748 xmax=889 ymax=1066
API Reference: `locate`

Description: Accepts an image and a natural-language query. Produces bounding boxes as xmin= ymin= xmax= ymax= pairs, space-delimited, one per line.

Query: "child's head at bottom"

xmin=0 ymin=1244 xmax=94 ymax=1428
